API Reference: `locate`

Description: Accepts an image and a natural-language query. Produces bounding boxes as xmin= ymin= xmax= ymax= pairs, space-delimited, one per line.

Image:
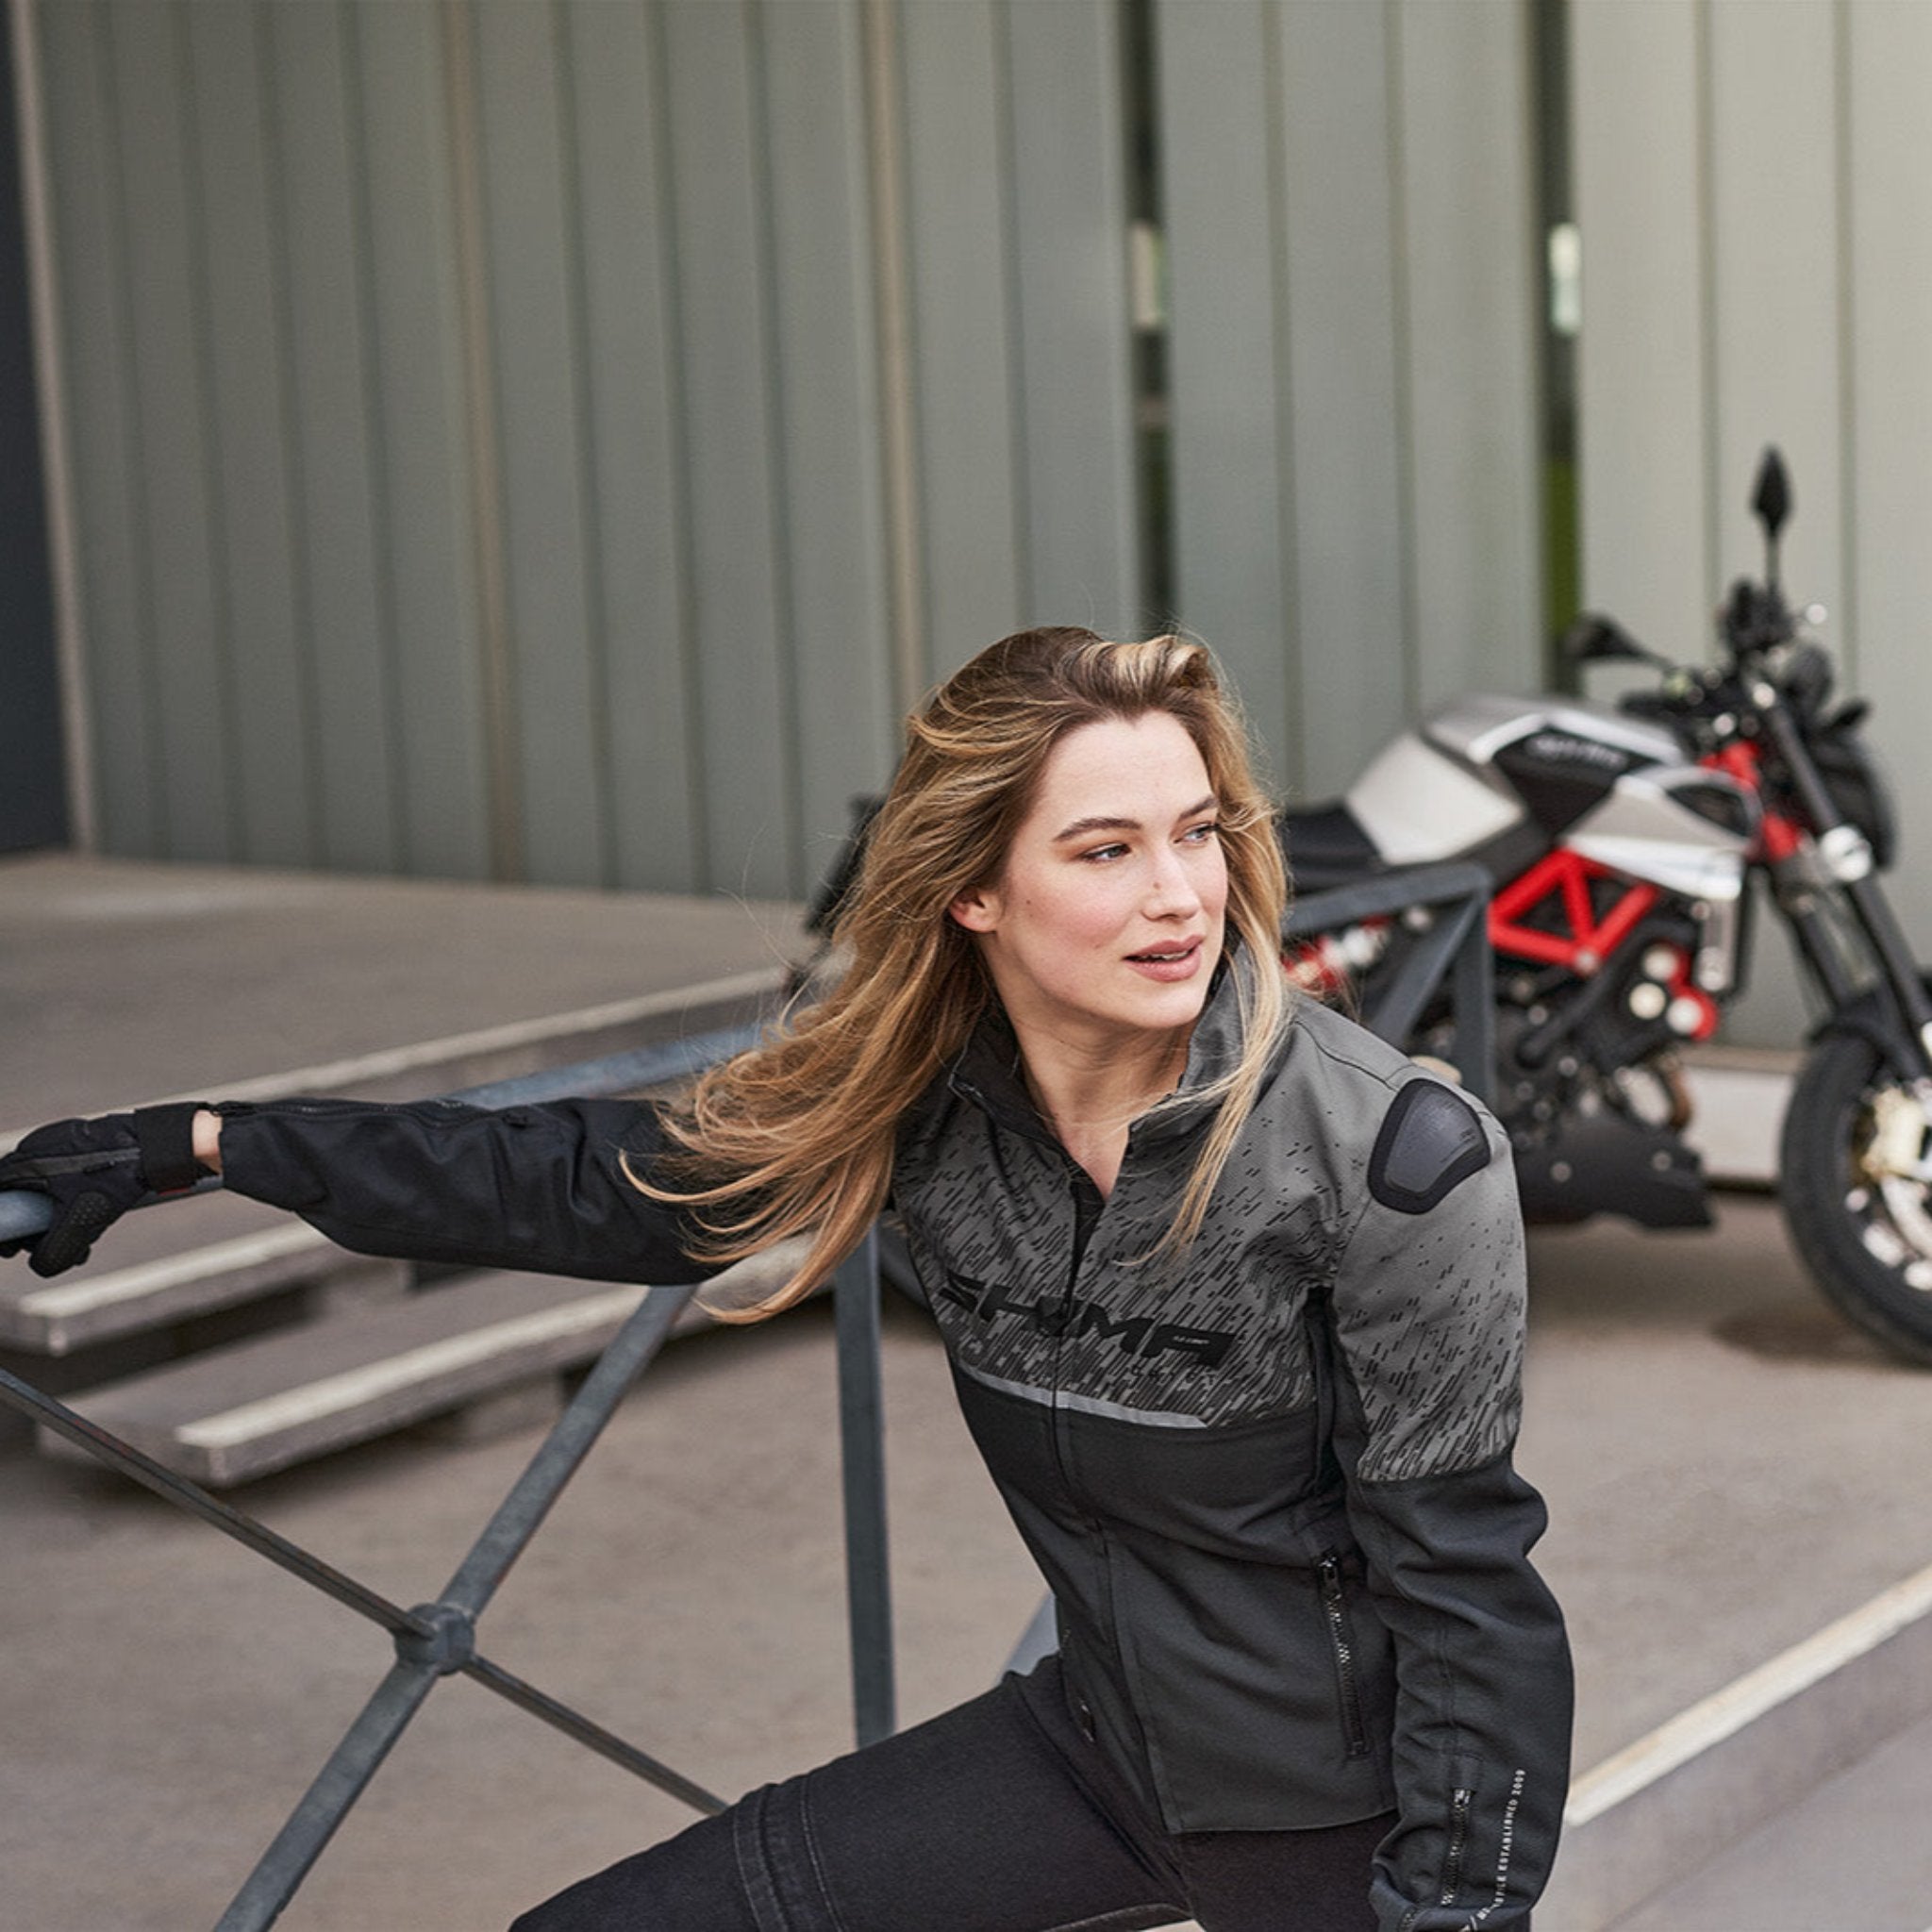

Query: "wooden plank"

xmin=899 ymin=0 xmax=1022 ymax=678
xmin=186 ymin=0 xmax=314 ymax=869
xmin=1276 ymin=0 xmax=1408 ymax=797
xmin=355 ymin=1 xmax=492 ymax=880
xmin=1392 ymin=0 xmax=1541 ymax=709
xmin=759 ymin=0 xmax=898 ymax=877
xmin=564 ymin=0 xmax=702 ymax=893
xmin=1158 ymin=0 xmax=1293 ymax=778
xmin=107 ymin=0 xmax=234 ymax=859
xmin=660 ymin=0 xmax=794 ymax=898
xmin=474 ymin=2 xmax=607 ymax=890
xmin=261 ymin=0 xmax=398 ymax=874
xmin=1004 ymin=0 xmax=1141 ymax=636
xmin=35 ymin=1 xmax=157 ymax=853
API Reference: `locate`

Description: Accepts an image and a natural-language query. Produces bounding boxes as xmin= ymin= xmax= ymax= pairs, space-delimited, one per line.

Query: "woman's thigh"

xmin=1176 ymin=1813 xmax=1393 ymax=1932
xmin=508 ymin=1660 xmax=1183 ymax=1932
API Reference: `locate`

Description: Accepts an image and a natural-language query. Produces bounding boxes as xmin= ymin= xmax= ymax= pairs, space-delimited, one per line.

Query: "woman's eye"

xmin=1182 ymin=821 xmax=1221 ymax=844
xmin=1080 ymin=842 xmax=1129 ymax=864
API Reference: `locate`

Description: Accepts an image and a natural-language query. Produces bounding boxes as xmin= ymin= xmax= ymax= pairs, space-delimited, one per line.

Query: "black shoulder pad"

xmin=1367 ymin=1078 xmax=1491 ymax=1214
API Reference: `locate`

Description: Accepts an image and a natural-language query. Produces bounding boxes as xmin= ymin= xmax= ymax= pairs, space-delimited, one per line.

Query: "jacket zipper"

xmin=1041 ymin=1172 xmax=1103 ymax=1497
xmin=1048 ymin=1171 xmax=1104 ymax=1336
xmin=1440 ymin=1785 xmax=1473 ymax=1906
xmin=1316 ymin=1551 xmax=1370 ymax=1759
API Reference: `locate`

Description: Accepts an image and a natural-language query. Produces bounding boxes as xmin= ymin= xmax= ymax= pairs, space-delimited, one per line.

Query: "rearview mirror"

xmin=1752 ymin=447 xmax=1790 ymax=545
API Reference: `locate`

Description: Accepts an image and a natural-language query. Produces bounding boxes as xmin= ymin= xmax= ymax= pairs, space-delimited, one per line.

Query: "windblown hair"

xmin=640 ymin=626 xmax=1291 ymax=1320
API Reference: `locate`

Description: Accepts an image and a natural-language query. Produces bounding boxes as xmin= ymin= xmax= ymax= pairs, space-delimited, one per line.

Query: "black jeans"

xmin=508 ymin=1657 xmax=1392 ymax=1932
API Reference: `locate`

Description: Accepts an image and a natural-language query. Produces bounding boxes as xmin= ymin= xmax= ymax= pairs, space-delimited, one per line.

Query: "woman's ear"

xmin=949 ymin=884 xmax=1000 ymax=934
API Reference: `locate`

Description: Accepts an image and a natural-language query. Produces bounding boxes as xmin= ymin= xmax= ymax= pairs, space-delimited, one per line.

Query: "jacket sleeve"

xmin=214 ymin=1094 xmax=721 ymax=1285
xmin=1324 ymin=1080 xmax=1573 ymax=1932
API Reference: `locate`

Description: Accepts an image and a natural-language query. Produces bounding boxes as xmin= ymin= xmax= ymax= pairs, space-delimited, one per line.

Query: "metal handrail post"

xmin=216 ymin=1656 xmax=442 ymax=1932
xmin=833 ymin=1226 xmax=894 ymax=1746
xmin=441 ymin=1281 xmax=699 ymax=1618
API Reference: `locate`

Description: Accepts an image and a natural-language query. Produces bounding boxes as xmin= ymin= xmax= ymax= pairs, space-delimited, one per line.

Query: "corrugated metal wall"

xmin=32 ymin=0 xmax=906 ymax=897
xmin=1158 ymin=0 xmax=1542 ymax=803
xmin=22 ymin=0 xmax=1544 ymax=901
xmin=1571 ymin=0 xmax=1932 ymax=1039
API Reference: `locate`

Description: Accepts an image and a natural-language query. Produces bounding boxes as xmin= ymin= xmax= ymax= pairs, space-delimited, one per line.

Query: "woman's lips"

xmin=1125 ymin=936 xmax=1204 ymax=982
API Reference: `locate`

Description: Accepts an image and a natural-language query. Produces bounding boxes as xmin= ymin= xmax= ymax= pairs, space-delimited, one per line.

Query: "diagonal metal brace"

xmin=0 ymin=1283 xmax=727 ymax=1932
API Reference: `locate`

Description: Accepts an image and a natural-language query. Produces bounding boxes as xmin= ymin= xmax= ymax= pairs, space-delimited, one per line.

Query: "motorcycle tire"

xmin=1779 ymin=1025 xmax=1932 ymax=1365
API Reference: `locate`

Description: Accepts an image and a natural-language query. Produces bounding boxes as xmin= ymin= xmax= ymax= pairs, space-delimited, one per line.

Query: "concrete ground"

xmin=7 ymin=855 xmax=1932 ymax=1928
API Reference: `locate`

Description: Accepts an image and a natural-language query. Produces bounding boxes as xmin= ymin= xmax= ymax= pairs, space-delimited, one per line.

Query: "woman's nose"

xmin=1145 ymin=847 xmax=1203 ymax=915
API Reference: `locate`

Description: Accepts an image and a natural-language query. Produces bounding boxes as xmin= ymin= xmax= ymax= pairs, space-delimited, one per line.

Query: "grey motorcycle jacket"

xmin=212 ymin=968 xmax=1572 ymax=1932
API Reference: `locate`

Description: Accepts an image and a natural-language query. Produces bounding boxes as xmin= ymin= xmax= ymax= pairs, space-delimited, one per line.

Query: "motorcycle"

xmin=1282 ymin=447 xmax=1932 ymax=1363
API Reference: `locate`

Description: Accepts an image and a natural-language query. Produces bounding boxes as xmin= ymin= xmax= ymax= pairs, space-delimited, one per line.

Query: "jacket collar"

xmin=944 ymin=946 xmax=1257 ymax=1150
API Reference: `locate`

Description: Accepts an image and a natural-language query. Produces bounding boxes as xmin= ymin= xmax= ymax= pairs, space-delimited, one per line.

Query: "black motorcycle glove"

xmin=0 ymin=1103 xmax=209 ymax=1277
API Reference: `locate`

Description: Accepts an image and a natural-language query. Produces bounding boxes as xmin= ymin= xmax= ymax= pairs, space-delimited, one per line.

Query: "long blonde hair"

xmin=641 ymin=626 xmax=1290 ymax=1319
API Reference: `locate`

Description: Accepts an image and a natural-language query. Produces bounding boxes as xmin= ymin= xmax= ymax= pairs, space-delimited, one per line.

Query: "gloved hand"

xmin=0 ymin=1102 xmax=210 ymax=1276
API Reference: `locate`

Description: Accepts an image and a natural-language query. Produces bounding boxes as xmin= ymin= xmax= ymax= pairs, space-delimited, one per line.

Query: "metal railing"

xmin=0 ymin=1024 xmax=897 ymax=1931
xmin=1285 ymin=861 xmax=1498 ymax=1107
xmin=0 ymin=868 xmax=1493 ymax=1928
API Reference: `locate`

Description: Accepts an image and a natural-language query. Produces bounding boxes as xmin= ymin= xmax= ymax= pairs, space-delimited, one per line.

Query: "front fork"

xmin=1748 ymin=687 xmax=1932 ymax=1187
xmin=1756 ymin=685 xmax=1932 ymax=1080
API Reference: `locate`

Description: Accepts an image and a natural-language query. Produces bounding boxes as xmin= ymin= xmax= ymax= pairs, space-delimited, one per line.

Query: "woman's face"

xmin=950 ymin=711 xmax=1229 ymax=1053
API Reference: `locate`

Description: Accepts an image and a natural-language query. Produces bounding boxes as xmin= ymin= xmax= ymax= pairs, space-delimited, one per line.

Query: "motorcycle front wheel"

xmin=1780 ymin=1025 xmax=1932 ymax=1365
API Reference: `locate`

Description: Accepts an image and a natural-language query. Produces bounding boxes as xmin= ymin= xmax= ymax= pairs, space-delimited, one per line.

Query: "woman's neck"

xmin=1017 ymin=1024 xmax=1191 ymax=1197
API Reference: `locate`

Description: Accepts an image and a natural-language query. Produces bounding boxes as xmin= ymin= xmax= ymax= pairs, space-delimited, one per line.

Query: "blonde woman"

xmin=1 ymin=629 xmax=1571 ymax=1931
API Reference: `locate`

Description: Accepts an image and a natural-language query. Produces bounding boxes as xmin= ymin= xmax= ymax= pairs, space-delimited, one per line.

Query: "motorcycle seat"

xmin=1276 ymin=799 xmax=1384 ymax=891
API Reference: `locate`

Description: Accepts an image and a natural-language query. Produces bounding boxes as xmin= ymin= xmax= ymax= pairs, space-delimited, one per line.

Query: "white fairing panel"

xmin=1345 ymin=728 xmax=1522 ymax=863
xmin=1424 ymin=691 xmax=1683 ymax=769
xmin=1565 ymin=768 xmax=1753 ymax=901
xmin=1345 ymin=691 xmax=1691 ymax=866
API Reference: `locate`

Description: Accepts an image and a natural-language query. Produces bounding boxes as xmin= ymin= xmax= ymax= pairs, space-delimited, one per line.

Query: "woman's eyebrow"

xmin=1051 ymin=794 xmax=1219 ymax=842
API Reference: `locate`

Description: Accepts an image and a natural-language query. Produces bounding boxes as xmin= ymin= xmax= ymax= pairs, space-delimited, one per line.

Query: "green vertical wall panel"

xmin=264 ymin=0 xmax=396 ymax=875
xmin=899 ymin=0 xmax=1023 ymax=680
xmin=354 ymin=2 xmax=490 ymax=882
xmin=1161 ymin=0 xmax=1537 ymax=800
xmin=1571 ymin=0 xmax=1710 ymax=655
xmin=108 ymin=0 xmax=233 ymax=859
xmin=474 ymin=1 xmax=606 ymax=889
xmin=1004 ymin=0 xmax=1139 ymax=638
xmin=1159 ymin=0 xmax=1295 ymax=778
xmin=40 ymin=0 xmax=156 ymax=854
xmin=1847 ymin=0 xmax=1932 ymax=958
xmin=1275 ymin=0 xmax=1407 ymax=798
xmin=565 ymin=0 xmax=701 ymax=893
xmin=759 ymin=0 xmax=897 ymax=869
xmin=1707 ymin=0 xmax=1841 ymax=612
xmin=1392 ymin=0 xmax=1541 ymax=710
xmin=187 ymin=0 xmax=313 ymax=868
xmin=660 ymin=0 xmax=794 ymax=898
